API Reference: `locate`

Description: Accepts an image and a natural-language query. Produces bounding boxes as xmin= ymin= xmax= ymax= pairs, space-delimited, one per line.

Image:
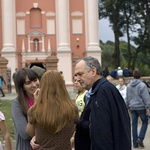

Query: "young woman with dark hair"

xmin=12 ymin=67 xmax=40 ymax=150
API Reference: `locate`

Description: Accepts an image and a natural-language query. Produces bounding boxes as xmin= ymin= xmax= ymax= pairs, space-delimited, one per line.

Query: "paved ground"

xmin=1 ymin=89 xmax=150 ymax=149
xmin=4 ymin=122 xmax=150 ymax=150
xmin=0 ymin=93 xmax=17 ymax=102
xmin=133 ymin=123 xmax=150 ymax=150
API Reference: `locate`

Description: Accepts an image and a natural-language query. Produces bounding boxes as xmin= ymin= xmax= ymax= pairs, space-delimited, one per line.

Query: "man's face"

xmin=74 ymin=60 xmax=94 ymax=90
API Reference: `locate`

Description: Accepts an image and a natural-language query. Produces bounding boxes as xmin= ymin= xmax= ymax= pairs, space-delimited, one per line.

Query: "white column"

xmin=22 ymin=39 xmax=25 ymax=52
xmin=48 ymin=39 xmax=51 ymax=53
xmin=28 ymin=36 xmax=31 ymax=52
xmin=42 ymin=36 xmax=45 ymax=52
xmin=84 ymin=0 xmax=101 ymax=63
xmin=56 ymin=0 xmax=72 ymax=85
xmin=86 ymin=0 xmax=100 ymax=51
xmin=56 ymin=0 xmax=70 ymax=51
xmin=1 ymin=0 xmax=15 ymax=51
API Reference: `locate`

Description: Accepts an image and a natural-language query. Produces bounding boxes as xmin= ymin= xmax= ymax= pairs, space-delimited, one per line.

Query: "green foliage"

xmin=0 ymin=100 xmax=15 ymax=139
xmin=99 ymin=0 xmax=150 ymax=70
xmin=120 ymin=41 xmax=136 ymax=62
xmin=136 ymin=64 xmax=150 ymax=76
xmin=101 ymin=42 xmax=114 ymax=68
xmin=101 ymin=40 xmax=150 ymax=75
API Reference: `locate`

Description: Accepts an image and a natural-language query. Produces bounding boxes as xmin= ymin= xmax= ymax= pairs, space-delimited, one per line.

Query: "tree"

xmin=99 ymin=0 xmax=150 ymax=72
xmin=101 ymin=41 xmax=114 ymax=69
xmin=130 ymin=0 xmax=150 ymax=69
xmin=99 ymin=0 xmax=125 ymax=68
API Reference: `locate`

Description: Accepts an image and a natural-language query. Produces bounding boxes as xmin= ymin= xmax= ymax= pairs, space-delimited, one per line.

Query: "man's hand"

xmin=30 ymin=136 xmax=40 ymax=149
xmin=70 ymin=136 xmax=75 ymax=149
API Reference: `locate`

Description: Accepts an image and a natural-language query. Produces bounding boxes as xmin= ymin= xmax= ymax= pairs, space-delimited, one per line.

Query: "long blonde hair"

xmin=30 ymin=70 xmax=78 ymax=134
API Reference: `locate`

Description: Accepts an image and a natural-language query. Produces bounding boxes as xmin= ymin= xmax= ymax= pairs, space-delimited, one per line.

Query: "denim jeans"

xmin=131 ymin=110 xmax=148 ymax=144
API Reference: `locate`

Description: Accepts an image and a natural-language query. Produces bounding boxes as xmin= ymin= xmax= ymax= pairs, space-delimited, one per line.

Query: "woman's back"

xmin=29 ymin=113 xmax=78 ymax=150
xmin=27 ymin=70 xmax=79 ymax=150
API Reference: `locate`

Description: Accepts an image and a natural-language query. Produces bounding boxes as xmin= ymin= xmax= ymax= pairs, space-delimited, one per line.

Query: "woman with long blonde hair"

xmin=27 ymin=70 xmax=79 ymax=150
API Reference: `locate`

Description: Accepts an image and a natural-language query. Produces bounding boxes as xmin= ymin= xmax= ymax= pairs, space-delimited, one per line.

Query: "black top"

xmin=75 ymin=95 xmax=91 ymax=150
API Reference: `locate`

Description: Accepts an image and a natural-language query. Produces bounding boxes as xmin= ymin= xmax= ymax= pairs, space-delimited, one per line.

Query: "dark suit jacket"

xmin=90 ymin=77 xmax=131 ymax=150
xmin=75 ymin=96 xmax=91 ymax=150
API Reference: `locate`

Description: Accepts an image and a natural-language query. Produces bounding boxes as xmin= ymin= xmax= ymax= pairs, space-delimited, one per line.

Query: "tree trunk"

xmin=113 ymin=24 xmax=120 ymax=68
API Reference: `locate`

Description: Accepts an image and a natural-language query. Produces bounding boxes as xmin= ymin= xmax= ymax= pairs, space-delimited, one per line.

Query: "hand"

xmin=146 ymin=109 xmax=150 ymax=116
xmin=70 ymin=137 xmax=75 ymax=149
xmin=33 ymin=88 xmax=40 ymax=101
xmin=30 ymin=136 xmax=40 ymax=149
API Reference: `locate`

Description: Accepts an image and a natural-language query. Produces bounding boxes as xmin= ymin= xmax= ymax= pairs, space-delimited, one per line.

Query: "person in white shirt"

xmin=116 ymin=77 xmax=127 ymax=102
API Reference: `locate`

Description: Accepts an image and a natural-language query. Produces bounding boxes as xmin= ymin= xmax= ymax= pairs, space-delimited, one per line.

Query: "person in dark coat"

xmin=74 ymin=89 xmax=91 ymax=150
xmin=74 ymin=56 xmax=131 ymax=150
xmin=12 ymin=68 xmax=18 ymax=84
xmin=110 ymin=69 xmax=117 ymax=79
xmin=102 ymin=67 xmax=109 ymax=78
xmin=123 ymin=67 xmax=130 ymax=77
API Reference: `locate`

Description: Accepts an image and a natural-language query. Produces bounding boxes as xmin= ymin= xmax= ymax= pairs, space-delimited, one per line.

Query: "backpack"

xmin=0 ymin=77 xmax=2 ymax=87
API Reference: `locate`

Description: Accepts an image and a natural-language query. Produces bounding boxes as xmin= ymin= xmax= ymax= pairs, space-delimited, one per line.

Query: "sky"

xmin=98 ymin=19 xmax=114 ymax=42
xmin=98 ymin=19 xmax=127 ymax=43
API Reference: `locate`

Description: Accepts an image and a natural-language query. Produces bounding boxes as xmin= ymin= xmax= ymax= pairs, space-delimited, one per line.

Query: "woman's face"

xmin=74 ymin=77 xmax=83 ymax=92
xmin=23 ymin=76 xmax=40 ymax=98
xmin=119 ymin=78 xmax=125 ymax=86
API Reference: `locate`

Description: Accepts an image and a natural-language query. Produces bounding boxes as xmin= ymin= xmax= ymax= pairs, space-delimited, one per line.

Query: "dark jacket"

xmin=123 ymin=68 xmax=130 ymax=77
xmin=90 ymin=77 xmax=131 ymax=150
xmin=102 ymin=68 xmax=109 ymax=78
xmin=75 ymin=97 xmax=91 ymax=150
xmin=110 ymin=69 xmax=117 ymax=79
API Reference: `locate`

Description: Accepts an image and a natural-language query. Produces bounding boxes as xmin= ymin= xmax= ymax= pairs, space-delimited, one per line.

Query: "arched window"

xmin=30 ymin=8 xmax=42 ymax=28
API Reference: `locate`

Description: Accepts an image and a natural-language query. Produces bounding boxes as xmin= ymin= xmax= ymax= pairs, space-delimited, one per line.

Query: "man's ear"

xmin=91 ymin=67 xmax=97 ymax=76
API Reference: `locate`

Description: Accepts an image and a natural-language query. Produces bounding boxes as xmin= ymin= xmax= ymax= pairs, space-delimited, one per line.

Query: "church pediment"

xmin=27 ymin=31 xmax=45 ymax=37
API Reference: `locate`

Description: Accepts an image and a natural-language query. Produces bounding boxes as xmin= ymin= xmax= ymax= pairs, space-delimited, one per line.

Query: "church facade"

xmin=0 ymin=0 xmax=101 ymax=87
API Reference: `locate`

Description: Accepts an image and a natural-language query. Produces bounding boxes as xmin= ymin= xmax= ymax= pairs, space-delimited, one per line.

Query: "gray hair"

xmin=76 ymin=56 xmax=102 ymax=75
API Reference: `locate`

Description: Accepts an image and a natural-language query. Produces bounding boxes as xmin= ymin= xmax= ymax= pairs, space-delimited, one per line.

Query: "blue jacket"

xmin=90 ymin=77 xmax=131 ymax=150
xmin=0 ymin=75 xmax=6 ymax=87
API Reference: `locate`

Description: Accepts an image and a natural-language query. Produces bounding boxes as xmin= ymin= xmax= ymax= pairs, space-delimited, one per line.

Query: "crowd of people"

xmin=105 ymin=66 xmax=133 ymax=79
xmin=1 ymin=56 xmax=150 ymax=150
xmin=108 ymin=68 xmax=150 ymax=149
